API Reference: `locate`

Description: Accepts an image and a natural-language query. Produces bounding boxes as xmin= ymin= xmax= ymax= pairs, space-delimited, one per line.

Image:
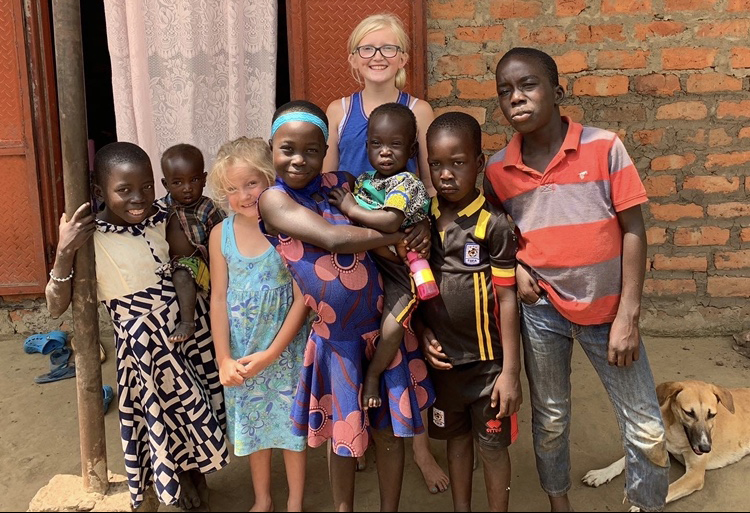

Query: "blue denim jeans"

xmin=521 ymin=296 xmax=669 ymax=511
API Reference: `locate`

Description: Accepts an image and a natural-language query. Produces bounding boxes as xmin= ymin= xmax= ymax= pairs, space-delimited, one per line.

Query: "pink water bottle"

xmin=407 ymin=251 xmax=440 ymax=300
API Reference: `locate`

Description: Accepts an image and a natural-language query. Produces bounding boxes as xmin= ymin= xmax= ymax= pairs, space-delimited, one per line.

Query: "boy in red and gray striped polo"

xmin=485 ymin=47 xmax=669 ymax=513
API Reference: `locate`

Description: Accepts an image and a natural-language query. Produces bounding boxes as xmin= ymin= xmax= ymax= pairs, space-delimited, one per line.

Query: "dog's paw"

xmin=582 ymin=468 xmax=616 ymax=487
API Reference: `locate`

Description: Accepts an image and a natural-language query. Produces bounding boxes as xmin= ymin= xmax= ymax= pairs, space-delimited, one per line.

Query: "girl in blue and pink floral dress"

xmin=258 ymin=100 xmax=434 ymax=511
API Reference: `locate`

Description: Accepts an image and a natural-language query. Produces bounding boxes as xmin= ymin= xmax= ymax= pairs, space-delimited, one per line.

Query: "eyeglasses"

xmin=353 ymin=45 xmax=402 ymax=59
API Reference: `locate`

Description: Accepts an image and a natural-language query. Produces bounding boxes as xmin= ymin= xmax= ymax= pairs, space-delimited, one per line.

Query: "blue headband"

xmin=271 ymin=112 xmax=329 ymax=141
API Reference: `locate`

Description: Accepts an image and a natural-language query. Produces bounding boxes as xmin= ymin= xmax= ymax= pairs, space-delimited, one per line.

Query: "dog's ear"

xmin=712 ymin=385 xmax=735 ymax=414
xmin=656 ymin=381 xmax=682 ymax=407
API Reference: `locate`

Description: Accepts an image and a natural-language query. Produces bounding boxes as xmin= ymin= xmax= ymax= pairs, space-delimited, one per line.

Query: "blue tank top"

xmin=337 ymin=91 xmax=419 ymax=178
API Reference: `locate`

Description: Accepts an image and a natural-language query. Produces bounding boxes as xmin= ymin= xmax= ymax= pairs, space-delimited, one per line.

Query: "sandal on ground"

xmin=24 ymin=330 xmax=68 ymax=355
xmin=103 ymin=385 xmax=114 ymax=414
xmin=49 ymin=347 xmax=72 ymax=368
xmin=34 ymin=364 xmax=76 ymax=384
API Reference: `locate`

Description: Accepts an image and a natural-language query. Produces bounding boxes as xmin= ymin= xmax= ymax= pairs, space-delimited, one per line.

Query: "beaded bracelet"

xmin=49 ymin=268 xmax=74 ymax=282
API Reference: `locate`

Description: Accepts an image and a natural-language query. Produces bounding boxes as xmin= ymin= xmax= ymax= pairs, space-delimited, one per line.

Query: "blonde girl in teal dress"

xmin=208 ymin=137 xmax=310 ymax=512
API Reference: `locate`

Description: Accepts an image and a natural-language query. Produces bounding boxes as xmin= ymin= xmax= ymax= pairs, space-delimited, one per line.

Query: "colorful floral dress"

xmin=220 ymin=214 xmax=308 ymax=456
xmin=259 ymin=171 xmax=435 ymax=458
xmin=93 ymin=203 xmax=228 ymax=508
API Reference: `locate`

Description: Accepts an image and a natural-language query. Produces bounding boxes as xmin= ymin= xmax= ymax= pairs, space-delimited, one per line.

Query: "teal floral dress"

xmin=221 ymin=214 xmax=308 ymax=456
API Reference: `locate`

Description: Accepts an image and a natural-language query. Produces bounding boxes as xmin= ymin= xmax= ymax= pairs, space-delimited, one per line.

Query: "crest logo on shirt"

xmin=579 ymin=170 xmax=589 ymax=180
xmin=464 ymin=243 xmax=481 ymax=265
xmin=432 ymin=408 xmax=446 ymax=428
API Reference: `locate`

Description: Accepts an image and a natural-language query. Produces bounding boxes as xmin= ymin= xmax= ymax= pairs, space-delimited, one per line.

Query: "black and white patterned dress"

xmin=94 ymin=204 xmax=228 ymax=508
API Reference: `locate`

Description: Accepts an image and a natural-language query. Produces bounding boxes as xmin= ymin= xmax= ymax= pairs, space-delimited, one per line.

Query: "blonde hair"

xmin=348 ymin=13 xmax=410 ymax=89
xmin=207 ymin=136 xmax=275 ymax=211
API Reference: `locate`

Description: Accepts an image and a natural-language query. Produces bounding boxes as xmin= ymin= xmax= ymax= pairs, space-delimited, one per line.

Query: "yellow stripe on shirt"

xmin=474 ymin=209 xmax=491 ymax=241
xmin=481 ymin=271 xmax=493 ymax=360
xmin=473 ymin=272 xmax=486 ymax=360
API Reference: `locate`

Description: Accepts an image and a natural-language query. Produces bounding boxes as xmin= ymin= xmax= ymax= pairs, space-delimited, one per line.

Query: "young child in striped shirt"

xmin=485 ymin=47 xmax=668 ymax=513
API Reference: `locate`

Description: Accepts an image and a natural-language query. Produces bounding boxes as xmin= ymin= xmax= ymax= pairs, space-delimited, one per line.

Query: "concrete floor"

xmin=1 ymin=333 xmax=749 ymax=512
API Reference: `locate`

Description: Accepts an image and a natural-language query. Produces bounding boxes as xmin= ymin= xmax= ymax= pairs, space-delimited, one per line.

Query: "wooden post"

xmin=51 ymin=0 xmax=108 ymax=494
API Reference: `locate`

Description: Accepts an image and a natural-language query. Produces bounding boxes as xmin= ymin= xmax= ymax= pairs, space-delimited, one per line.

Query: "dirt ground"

xmin=1 ymin=333 xmax=749 ymax=512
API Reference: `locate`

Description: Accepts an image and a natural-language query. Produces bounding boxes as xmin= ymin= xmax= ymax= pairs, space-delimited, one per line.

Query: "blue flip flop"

xmin=49 ymin=347 xmax=72 ymax=368
xmin=34 ymin=364 xmax=76 ymax=384
xmin=103 ymin=385 xmax=114 ymax=414
xmin=24 ymin=330 xmax=68 ymax=355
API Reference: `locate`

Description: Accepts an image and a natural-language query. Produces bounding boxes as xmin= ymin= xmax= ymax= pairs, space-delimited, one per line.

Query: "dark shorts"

xmin=428 ymin=359 xmax=518 ymax=449
xmin=373 ymin=253 xmax=417 ymax=327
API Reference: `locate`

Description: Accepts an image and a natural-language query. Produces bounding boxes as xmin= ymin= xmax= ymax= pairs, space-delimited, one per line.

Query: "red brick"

xmin=634 ymin=129 xmax=664 ymax=146
xmin=683 ymin=129 xmax=706 ymax=145
xmin=739 ymin=127 xmax=750 ymax=138
xmin=707 ymin=276 xmax=750 ymax=297
xmin=597 ymin=50 xmax=649 ymax=69
xmin=428 ymin=80 xmax=453 ymax=99
xmin=635 ymin=21 xmax=688 ymax=40
xmin=576 ymin=24 xmax=625 ymax=43
xmin=428 ymin=30 xmax=446 ymax=45
xmin=741 ymin=227 xmax=750 ymax=242
xmin=665 ymin=0 xmax=718 ymax=9
xmin=560 ymin=105 xmax=585 ymax=122
xmin=554 ymin=51 xmax=588 ymax=73
xmin=644 ymin=176 xmax=676 ymax=196
xmin=651 ymin=153 xmax=696 ymax=171
xmin=683 ymin=176 xmax=740 ymax=193
xmin=697 ymin=20 xmax=750 ymax=38
xmin=491 ymin=107 xmax=512 ymax=126
xmin=708 ymin=129 xmax=732 ymax=147
xmin=717 ymin=100 xmax=750 ymax=119
xmin=519 ymin=26 xmax=567 ymax=44
xmin=633 ymin=74 xmax=681 ymax=95
xmin=602 ymin=0 xmax=652 ymax=13
xmin=730 ymin=47 xmax=750 ymax=68
xmin=705 ymin=151 xmax=750 ymax=168
xmin=644 ymin=279 xmax=697 ymax=296
xmin=656 ymin=101 xmax=708 ymax=120
xmin=484 ymin=132 xmax=508 ymax=151
xmin=573 ymin=76 xmax=629 ymax=96
xmin=715 ymin=250 xmax=750 ymax=269
xmin=674 ymin=226 xmax=730 ymax=246
xmin=436 ymin=55 xmax=486 ymax=76
xmin=557 ymin=0 xmax=586 ymax=16
xmin=430 ymin=0 xmax=477 ymax=19
xmin=662 ymin=47 xmax=718 ymax=70
xmin=646 ymin=227 xmax=667 ymax=245
xmin=652 ymin=254 xmax=708 ymax=271
xmin=454 ymin=25 xmax=505 ymax=43
xmin=707 ymin=202 xmax=750 ymax=218
xmin=457 ymin=79 xmax=497 ymax=100
xmin=434 ymin=106 xmax=487 ymax=125
xmin=490 ymin=0 xmax=543 ymax=18
xmin=686 ymin=73 xmax=743 ymax=93
xmin=729 ymin=0 xmax=750 ymax=10
xmin=649 ymin=203 xmax=704 ymax=221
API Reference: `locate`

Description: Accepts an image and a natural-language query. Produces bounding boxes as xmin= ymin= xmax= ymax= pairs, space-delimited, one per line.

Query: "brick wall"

xmin=426 ymin=0 xmax=750 ymax=336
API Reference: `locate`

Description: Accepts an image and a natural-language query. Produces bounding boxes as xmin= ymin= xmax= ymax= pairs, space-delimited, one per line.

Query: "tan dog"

xmin=582 ymin=380 xmax=750 ymax=505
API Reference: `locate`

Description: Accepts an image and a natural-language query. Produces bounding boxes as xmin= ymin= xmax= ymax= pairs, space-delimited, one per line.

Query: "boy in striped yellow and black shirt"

xmin=418 ymin=111 xmax=521 ymax=512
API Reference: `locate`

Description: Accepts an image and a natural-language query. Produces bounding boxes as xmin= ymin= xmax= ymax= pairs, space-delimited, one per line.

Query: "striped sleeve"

xmin=608 ymin=136 xmax=648 ymax=212
xmin=488 ymin=211 xmax=517 ymax=287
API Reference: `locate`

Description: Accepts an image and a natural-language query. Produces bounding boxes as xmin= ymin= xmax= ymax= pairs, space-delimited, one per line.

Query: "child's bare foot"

xmin=287 ymin=499 xmax=302 ymax=512
xmin=362 ymin=373 xmax=381 ymax=410
xmin=177 ymin=471 xmax=202 ymax=510
xmin=169 ymin=321 xmax=196 ymax=343
xmin=415 ymin=450 xmax=450 ymax=494
xmin=249 ymin=497 xmax=274 ymax=512
xmin=190 ymin=470 xmax=208 ymax=505
xmin=356 ymin=454 xmax=367 ymax=471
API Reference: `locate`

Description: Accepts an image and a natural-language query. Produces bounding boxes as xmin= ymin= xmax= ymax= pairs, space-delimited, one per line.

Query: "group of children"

xmin=45 ymin=12 xmax=669 ymax=513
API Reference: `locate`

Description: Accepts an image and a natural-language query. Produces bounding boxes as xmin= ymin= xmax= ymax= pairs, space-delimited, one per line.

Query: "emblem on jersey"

xmin=464 ymin=243 xmax=481 ymax=265
xmin=579 ymin=170 xmax=589 ymax=180
xmin=432 ymin=407 xmax=445 ymax=428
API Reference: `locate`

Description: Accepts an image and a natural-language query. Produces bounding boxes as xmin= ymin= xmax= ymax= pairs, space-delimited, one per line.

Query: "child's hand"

xmin=238 ymin=350 xmax=274 ymax=379
xmin=516 ymin=263 xmax=542 ymax=304
xmin=328 ymin=187 xmax=357 ymax=216
xmin=404 ymin=219 xmax=431 ymax=258
xmin=421 ymin=327 xmax=452 ymax=370
xmin=219 ymin=358 xmax=246 ymax=387
xmin=57 ymin=202 xmax=96 ymax=257
xmin=491 ymin=370 xmax=522 ymax=419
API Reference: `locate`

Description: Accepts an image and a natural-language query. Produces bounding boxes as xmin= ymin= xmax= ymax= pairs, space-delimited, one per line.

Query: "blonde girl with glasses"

xmin=322 ymin=12 xmax=449 ymax=495
xmin=323 ymin=13 xmax=437 ymax=198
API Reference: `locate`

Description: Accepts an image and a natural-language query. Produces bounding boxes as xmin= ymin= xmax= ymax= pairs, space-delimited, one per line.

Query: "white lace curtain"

xmin=103 ymin=0 xmax=277 ymax=194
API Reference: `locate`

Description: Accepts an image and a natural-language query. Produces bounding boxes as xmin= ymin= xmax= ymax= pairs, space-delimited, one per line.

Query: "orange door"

xmin=0 ymin=0 xmax=49 ymax=295
xmin=286 ymin=0 xmax=427 ymax=108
